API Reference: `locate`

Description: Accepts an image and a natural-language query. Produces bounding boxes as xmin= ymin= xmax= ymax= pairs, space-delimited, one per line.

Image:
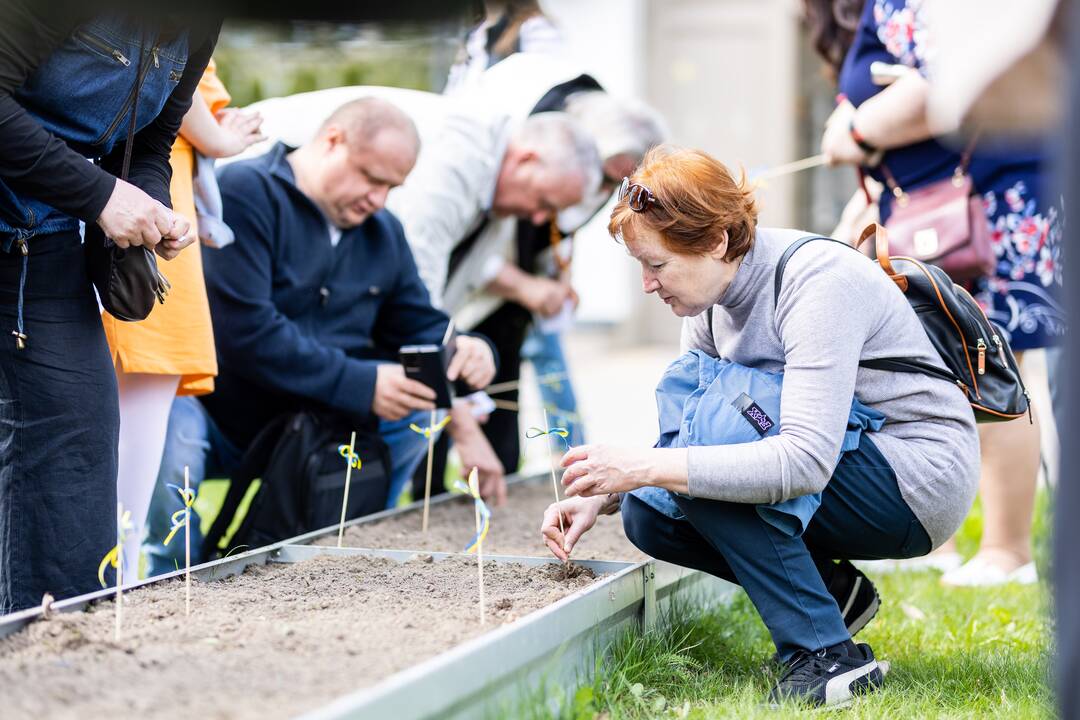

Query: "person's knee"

xmin=621 ymin=494 xmax=678 ymax=561
xmin=161 ymin=397 xmax=211 ymax=466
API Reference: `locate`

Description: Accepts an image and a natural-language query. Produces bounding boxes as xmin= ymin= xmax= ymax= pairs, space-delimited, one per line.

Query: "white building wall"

xmin=542 ymin=0 xmax=804 ymax=339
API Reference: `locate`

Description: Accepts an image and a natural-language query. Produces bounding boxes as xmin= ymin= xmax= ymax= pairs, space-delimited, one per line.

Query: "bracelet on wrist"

xmin=601 ymin=492 xmax=622 ymax=515
xmin=848 ymin=117 xmax=879 ymax=155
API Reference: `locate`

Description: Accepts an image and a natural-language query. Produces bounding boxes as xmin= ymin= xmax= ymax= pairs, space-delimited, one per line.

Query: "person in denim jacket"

xmin=0 ymin=0 xmax=218 ymax=612
xmin=540 ymin=145 xmax=980 ymax=708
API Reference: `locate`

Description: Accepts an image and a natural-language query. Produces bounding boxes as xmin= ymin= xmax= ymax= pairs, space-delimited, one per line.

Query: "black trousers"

xmin=622 ymin=434 xmax=931 ymax=660
xmin=472 ymin=301 xmax=532 ymax=473
xmin=408 ymin=302 xmax=531 ymax=500
xmin=0 ymin=231 xmax=119 ymax=612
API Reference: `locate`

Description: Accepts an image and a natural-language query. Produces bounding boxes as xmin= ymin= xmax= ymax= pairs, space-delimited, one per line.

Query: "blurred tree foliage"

xmin=214 ymin=20 xmax=463 ymax=107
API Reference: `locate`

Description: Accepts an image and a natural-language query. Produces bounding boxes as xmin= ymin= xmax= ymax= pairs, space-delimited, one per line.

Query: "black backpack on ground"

xmin=773 ymin=224 xmax=1030 ymax=423
xmin=201 ymin=411 xmax=392 ymax=561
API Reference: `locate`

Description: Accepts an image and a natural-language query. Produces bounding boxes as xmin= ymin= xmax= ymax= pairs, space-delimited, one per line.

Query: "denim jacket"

xmin=631 ymin=350 xmax=885 ymax=537
xmin=0 ymin=17 xmax=189 ymax=247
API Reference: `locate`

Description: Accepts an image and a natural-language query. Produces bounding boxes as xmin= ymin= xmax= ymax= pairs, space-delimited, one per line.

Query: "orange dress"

xmin=101 ymin=61 xmax=230 ymax=396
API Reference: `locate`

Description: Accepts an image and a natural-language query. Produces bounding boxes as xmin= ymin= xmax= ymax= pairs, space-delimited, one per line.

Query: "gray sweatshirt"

xmin=681 ymin=227 xmax=980 ymax=548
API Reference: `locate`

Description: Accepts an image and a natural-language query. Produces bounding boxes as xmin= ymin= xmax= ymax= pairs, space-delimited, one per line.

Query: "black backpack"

xmin=774 ymin=224 xmax=1030 ymax=423
xmin=201 ymin=411 xmax=392 ymax=561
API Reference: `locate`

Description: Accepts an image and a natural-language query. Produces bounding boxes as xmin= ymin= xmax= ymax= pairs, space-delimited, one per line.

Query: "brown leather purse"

xmin=874 ymin=142 xmax=994 ymax=282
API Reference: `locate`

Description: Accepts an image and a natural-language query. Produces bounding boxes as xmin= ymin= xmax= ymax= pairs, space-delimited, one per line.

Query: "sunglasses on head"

xmin=619 ymin=177 xmax=658 ymax=212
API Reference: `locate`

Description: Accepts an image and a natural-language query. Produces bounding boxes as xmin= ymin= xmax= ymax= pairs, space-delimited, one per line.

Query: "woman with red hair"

xmin=540 ymin=145 xmax=980 ymax=708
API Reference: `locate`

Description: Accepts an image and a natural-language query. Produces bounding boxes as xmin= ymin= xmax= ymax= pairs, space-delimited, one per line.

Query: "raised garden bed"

xmin=0 ymin=473 xmax=734 ymax=720
xmin=0 ymin=547 xmax=623 ymax=720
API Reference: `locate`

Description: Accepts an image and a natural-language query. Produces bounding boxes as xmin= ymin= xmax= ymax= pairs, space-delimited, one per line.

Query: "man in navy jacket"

xmin=144 ymin=97 xmax=497 ymax=575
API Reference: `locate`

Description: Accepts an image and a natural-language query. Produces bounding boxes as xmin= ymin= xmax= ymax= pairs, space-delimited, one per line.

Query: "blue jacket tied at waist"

xmin=631 ymin=349 xmax=885 ymax=537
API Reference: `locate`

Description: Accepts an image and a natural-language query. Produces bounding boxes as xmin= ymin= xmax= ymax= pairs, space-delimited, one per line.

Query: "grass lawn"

xmin=543 ymin=491 xmax=1054 ymax=719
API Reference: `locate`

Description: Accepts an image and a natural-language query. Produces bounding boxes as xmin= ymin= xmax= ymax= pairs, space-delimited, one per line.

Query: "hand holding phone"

xmin=373 ymin=364 xmax=437 ymax=420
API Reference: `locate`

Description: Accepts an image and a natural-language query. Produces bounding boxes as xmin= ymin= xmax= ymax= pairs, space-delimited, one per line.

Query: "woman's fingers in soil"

xmin=542 ymin=525 xmax=569 ymax=561
xmin=564 ymin=523 xmax=587 ymax=555
xmin=544 ymin=533 xmax=569 ymax=563
xmin=540 ymin=504 xmax=570 ymax=560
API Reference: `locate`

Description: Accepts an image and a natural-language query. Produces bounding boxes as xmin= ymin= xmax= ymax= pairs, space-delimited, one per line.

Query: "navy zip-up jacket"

xmin=201 ymin=142 xmax=464 ymax=448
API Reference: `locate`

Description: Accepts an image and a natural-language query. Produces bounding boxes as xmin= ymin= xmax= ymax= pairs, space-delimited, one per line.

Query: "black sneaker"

xmin=767 ymin=642 xmax=884 ymax=708
xmin=828 ymin=560 xmax=880 ymax=637
xmin=761 ymin=561 xmax=881 ymax=672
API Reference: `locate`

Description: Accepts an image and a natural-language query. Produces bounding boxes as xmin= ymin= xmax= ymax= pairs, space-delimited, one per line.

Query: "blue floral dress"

xmin=839 ymin=0 xmax=1065 ymax=350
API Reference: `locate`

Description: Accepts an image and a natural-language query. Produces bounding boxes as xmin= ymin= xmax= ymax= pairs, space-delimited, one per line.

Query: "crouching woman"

xmin=540 ymin=146 xmax=979 ymax=708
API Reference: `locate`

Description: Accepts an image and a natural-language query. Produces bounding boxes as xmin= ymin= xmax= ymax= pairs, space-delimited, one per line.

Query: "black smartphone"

xmin=399 ymin=341 xmax=455 ymax=408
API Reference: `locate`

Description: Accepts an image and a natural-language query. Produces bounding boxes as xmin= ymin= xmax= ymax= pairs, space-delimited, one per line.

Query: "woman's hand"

xmin=560 ymin=445 xmax=689 ymax=498
xmin=559 ymin=445 xmax=652 ymax=497
xmin=821 ymin=100 xmax=872 ymax=167
xmin=540 ymin=495 xmax=606 ymax=562
xmin=213 ymin=108 xmax=266 ymax=158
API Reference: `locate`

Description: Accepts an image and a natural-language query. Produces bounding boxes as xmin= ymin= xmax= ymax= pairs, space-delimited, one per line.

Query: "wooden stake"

xmin=485 ymin=371 xmax=568 ymax=395
xmin=421 ymin=409 xmax=436 ymax=534
xmin=468 ymin=468 xmax=485 ymax=624
xmin=543 ymin=408 xmax=568 ymax=564
xmin=751 ymin=153 xmax=827 ymax=183
xmin=337 ymin=431 xmax=357 ymax=548
xmin=184 ymin=466 xmax=191 ymax=617
xmin=114 ymin=501 xmax=123 ymax=643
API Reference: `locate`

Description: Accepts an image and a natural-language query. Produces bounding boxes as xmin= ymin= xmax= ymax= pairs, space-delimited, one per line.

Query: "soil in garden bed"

xmin=0 ymin=554 xmax=601 ymax=720
xmin=323 ymin=480 xmax=648 ymax=561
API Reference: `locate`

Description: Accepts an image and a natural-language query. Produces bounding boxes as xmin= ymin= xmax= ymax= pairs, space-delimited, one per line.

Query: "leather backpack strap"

xmin=856 ymin=223 xmax=908 ymax=292
xmin=859 ymin=357 xmax=964 ymax=389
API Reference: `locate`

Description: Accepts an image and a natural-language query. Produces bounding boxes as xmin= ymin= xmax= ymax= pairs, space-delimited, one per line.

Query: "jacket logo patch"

xmin=732 ymin=392 xmax=774 ymax=436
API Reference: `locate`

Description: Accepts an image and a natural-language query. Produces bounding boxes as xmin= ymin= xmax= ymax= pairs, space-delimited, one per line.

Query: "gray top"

xmin=681 ymin=227 xmax=980 ymax=548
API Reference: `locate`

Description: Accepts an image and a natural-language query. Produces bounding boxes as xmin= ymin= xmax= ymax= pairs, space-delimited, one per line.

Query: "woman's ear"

xmin=707 ymin=229 xmax=730 ymax=261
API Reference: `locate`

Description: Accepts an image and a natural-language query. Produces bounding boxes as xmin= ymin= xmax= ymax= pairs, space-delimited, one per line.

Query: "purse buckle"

xmin=913 ymin=228 xmax=940 ymax=258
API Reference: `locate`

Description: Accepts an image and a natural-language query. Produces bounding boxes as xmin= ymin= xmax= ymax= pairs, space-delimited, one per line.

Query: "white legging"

xmin=115 ymin=370 xmax=181 ymax=578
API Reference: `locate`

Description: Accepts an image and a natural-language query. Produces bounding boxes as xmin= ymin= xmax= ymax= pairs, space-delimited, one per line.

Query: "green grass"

xmin=537 ymin=491 xmax=1054 ymax=719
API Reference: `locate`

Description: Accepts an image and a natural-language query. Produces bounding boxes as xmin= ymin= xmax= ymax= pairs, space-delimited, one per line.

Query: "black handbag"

xmin=774 ymin=225 xmax=1031 ymax=423
xmin=86 ymin=36 xmax=171 ymax=321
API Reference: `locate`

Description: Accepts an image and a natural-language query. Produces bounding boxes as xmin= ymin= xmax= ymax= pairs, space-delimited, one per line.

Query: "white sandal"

xmin=940 ymin=556 xmax=1038 ymax=587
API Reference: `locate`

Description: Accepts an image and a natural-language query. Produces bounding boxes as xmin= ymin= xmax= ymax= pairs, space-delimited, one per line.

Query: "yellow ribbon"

xmin=451 ymin=477 xmax=490 ymax=554
xmin=409 ymin=414 xmax=452 ymax=439
xmin=98 ymin=509 xmax=133 ymax=588
xmin=526 ymin=426 xmax=570 ymax=450
xmin=337 ymin=444 xmax=362 ymax=469
xmin=162 ymin=484 xmax=197 ymax=547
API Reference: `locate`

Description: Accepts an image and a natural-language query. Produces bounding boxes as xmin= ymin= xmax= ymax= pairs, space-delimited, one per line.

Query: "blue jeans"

xmin=621 ymin=434 xmax=931 ymax=661
xmin=144 ymin=397 xmax=436 ymax=576
xmin=521 ymin=326 xmax=585 ymax=446
xmin=0 ymin=231 xmax=120 ymax=612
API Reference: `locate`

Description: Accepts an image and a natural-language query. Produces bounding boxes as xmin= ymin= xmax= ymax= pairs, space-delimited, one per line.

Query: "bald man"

xmin=143 ymin=98 xmax=497 ymax=574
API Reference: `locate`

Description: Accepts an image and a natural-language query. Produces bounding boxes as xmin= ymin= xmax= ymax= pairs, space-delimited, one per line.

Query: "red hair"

xmin=608 ymin=145 xmax=759 ymax=261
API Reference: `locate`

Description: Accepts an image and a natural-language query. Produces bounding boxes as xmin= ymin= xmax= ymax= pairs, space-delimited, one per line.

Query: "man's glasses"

xmin=619 ymin=177 xmax=658 ymax=212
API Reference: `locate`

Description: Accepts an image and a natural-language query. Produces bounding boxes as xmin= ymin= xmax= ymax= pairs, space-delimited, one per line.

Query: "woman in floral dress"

xmin=813 ymin=0 xmax=1063 ymax=585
